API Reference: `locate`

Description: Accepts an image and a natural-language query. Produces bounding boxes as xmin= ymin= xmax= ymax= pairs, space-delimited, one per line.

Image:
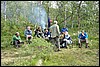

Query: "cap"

xmin=54 ymin=21 xmax=58 ymax=24
xmin=16 ymin=32 xmax=19 ymax=35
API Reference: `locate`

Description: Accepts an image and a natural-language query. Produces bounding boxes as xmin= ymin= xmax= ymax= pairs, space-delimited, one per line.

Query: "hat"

xmin=16 ymin=32 xmax=19 ymax=35
xmin=54 ymin=21 xmax=58 ymax=24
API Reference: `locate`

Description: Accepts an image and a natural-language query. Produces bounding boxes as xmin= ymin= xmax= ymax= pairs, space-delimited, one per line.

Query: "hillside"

xmin=1 ymin=18 xmax=99 ymax=66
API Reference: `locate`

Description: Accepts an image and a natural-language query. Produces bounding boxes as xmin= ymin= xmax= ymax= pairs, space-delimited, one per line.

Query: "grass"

xmin=1 ymin=18 xmax=99 ymax=66
xmin=42 ymin=48 xmax=99 ymax=66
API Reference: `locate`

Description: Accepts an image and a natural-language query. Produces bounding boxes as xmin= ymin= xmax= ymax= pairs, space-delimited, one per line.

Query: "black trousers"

xmin=34 ymin=31 xmax=42 ymax=38
xmin=13 ymin=40 xmax=24 ymax=47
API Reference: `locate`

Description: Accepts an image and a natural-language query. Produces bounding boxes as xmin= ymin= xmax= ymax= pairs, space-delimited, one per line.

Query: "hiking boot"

xmin=16 ymin=46 xmax=19 ymax=48
xmin=65 ymin=46 xmax=68 ymax=49
xmin=57 ymin=49 xmax=61 ymax=51
xmin=79 ymin=43 xmax=82 ymax=48
xmin=21 ymin=42 xmax=24 ymax=44
xmin=85 ymin=43 xmax=88 ymax=48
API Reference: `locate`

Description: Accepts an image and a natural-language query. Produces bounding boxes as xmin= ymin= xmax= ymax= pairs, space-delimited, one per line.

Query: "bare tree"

xmin=77 ymin=1 xmax=82 ymax=30
xmin=4 ymin=1 xmax=7 ymax=21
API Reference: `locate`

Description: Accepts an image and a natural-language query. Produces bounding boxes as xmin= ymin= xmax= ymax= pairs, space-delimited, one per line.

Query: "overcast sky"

xmin=28 ymin=1 xmax=58 ymax=9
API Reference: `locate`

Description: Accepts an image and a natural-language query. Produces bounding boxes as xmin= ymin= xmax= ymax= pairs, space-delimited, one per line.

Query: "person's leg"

xmin=34 ymin=31 xmax=37 ymax=37
xmin=62 ymin=41 xmax=66 ymax=48
xmin=60 ymin=39 xmax=64 ymax=48
xmin=26 ymin=35 xmax=28 ymax=41
xmin=20 ymin=42 xmax=24 ymax=44
xmin=63 ymin=39 xmax=69 ymax=48
xmin=85 ymin=38 xmax=88 ymax=48
xmin=39 ymin=32 xmax=43 ymax=38
xmin=37 ymin=32 xmax=40 ymax=38
xmin=27 ymin=36 xmax=32 ymax=44
xmin=28 ymin=36 xmax=33 ymax=41
xmin=14 ymin=40 xmax=19 ymax=48
xmin=78 ymin=38 xmax=82 ymax=48
xmin=56 ymin=37 xmax=61 ymax=51
xmin=66 ymin=40 xmax=72 ymax=48
xmin=41 ymin=32 xmax=44 ymax=38
xmin=30 ymin=36 xmax=33 ymax=41
xmin=65 ymin=40 xmax=70 ymax=48
xmin=50 ymin=38 xmax=54 ymax=45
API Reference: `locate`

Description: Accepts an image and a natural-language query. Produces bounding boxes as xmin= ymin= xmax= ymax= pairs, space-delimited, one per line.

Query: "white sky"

xmin=50 ymin=1 xmax=58 ymax=9
xmin=28 ymin=1 xmax=58 ymax=9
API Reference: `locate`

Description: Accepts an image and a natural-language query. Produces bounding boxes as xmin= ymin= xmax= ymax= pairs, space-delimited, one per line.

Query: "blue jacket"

xmin=44 ymin=31 xmax=51 ymax=37
xmin=24 ymin=29 xmax=32 ymax=37
xmin=61 ymin=28 xmax=68 ymax=33
xmin=78 ymin=32 xmax=88 ymax=39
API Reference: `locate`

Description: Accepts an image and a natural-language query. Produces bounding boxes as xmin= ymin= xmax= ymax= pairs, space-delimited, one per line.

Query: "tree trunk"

xmin=4 ymin=1 xmax=6 ymax=21
xmin=71 ymin=7 xmax=73 ymax=28
xmin=77 ymin=1 xmax=82 ymax=30
xmin=47 ymin=1 xmax=49 ymax=17
xmin=64 ymin=6 xmax=66 ymax=27
xmin=47 ymin=1 xmax=50 ymax=28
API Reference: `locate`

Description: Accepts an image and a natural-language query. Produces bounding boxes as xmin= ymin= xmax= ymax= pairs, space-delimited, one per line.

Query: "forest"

xmin=1 ymin=1 xmax=99 ymax=66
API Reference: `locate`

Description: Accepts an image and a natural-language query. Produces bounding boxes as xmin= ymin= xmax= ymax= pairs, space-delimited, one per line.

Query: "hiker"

xmin=44 ymin=28 xmax=51 ymax=40
xmin=50 ymin=21 xmax=61 ymax=51
xmin=34 ymin=26 xmax=43 ymax=38
xmin=48 ymin=17 xmax=52 ymax=28
xmin=12 ymin=32 xmax=24 ymax=48
xmin=78 ymin=30 xmax=88 ymax=48
xmin=60 ymin=31 xmax=72 ymax=48
xmin=61 ymin=27 xmax=68 ymax=33
xmin=24 ymin=26 xmax=33 ymax=43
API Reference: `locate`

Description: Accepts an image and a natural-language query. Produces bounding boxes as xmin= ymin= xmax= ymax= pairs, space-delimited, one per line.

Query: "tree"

xmin=3 ymin=1 xmax=7 ymax=21
xmin=77 ymin=1 xmax=82 ymax=30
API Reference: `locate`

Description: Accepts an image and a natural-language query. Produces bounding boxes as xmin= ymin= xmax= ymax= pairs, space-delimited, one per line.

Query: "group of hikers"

xmin=12 ymin=20 xmax=89 ymax=51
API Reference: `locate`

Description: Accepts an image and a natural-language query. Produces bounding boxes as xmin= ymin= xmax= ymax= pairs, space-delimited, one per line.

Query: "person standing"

xmin=50 ymin=21 xmax=61 ymax=51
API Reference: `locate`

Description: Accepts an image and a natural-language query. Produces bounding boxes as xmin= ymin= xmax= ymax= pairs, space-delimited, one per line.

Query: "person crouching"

xmin=12 ymin=32 xmax=24 ymax=48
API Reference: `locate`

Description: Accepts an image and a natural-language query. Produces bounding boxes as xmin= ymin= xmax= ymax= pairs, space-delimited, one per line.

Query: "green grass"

xmin=42 ymin=48 xmax=99 ymax=66
xmin=1 ymin=18 xmax=99 ymax=66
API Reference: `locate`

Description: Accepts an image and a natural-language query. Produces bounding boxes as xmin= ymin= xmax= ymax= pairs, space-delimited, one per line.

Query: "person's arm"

xmin=70 ymin=37 xmax=72 ymax=41
xmin=44 ymin=32 xmax=46 ymax=37
xmin=13 ymin=35 xmax=20 ymax=41
xmin=56 ymin=25 xmax=60 ymax=36
xmin=49 ymin=26 xmax=52 ymax=33
xmin=24 ymin=29 xmax=27 ymax=36
xmin=30 ymin=30 xmax=32 ymax=35
xmin=78 ymin=33 xmax=81 ymax=38
xmin=63 ymin=34 xmax=65 ymax=39
xmin=18 ymin=36 xmax=22 ymax=42
xmin=84 ymin=33 xmax=88 ymax=38
xmin=68 ymin=35 xmax=72 ymax=40
xmin=47 ymin=32 xmax=50 ymax=37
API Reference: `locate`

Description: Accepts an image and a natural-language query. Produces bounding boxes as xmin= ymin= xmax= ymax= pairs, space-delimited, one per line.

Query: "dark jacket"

xmin=44 ymin=31 xmax=51 ymax=37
